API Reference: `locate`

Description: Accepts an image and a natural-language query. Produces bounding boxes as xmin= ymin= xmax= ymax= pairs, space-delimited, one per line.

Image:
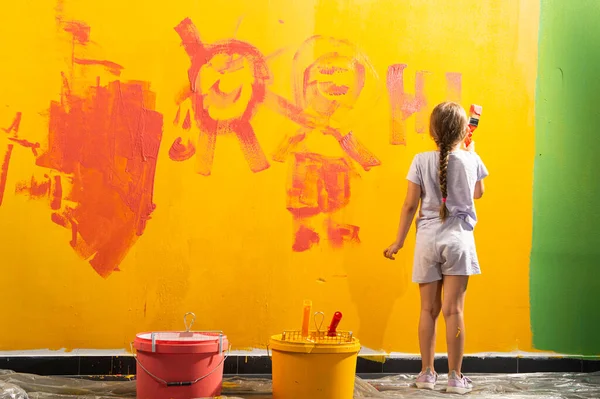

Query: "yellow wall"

xmin=0 ymin=0 xmax=538 ymax=353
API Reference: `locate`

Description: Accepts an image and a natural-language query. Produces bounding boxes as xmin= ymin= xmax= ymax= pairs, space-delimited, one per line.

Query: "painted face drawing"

xmin=169 ymin=19 xmax=271 ymax=176
xmin=303 ymin=52 xmax=366 ymax=116
xmin=197 ymin=48 xmax=258 ymax=121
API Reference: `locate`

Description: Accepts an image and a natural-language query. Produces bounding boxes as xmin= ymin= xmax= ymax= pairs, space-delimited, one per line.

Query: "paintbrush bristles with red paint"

xmin=464 ymin=104 xmax=482 ymax=148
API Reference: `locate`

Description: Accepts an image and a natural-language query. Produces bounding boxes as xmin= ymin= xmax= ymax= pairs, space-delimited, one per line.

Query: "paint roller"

xmin=464 ymin=104 xmax=482 ymax=148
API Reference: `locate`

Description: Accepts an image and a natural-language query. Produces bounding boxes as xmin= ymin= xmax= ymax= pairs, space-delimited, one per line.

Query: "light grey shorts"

xmin=412 ymin=217 xmax=481 ymax=284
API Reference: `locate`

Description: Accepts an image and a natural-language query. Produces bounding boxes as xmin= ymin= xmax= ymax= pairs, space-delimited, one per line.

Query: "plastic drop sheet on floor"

xmin=1 ymin=370 xmax=599 ymax=398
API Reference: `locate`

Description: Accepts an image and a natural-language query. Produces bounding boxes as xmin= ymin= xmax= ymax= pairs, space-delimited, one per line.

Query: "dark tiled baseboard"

xmin=0 ymin=356 xmax=597 ymax=376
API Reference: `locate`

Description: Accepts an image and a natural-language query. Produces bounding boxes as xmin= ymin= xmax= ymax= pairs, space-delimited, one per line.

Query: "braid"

xmin=439 ymin=144 xmax=450 ymax=221
xmin=430 ymin=101 xmax=468 ymax=222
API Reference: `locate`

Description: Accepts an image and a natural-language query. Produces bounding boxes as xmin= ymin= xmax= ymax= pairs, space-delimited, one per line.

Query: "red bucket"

xmin=133 ymin=316 xmax=229 ymax=399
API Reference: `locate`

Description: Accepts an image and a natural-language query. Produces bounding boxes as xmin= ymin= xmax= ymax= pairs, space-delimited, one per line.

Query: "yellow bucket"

xmin=270 ymin=334 xmax=361 ymax=399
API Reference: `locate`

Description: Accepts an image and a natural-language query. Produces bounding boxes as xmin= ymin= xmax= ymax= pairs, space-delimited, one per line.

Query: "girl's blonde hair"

xmin=429 ymin=102 xmax=469 ymax=221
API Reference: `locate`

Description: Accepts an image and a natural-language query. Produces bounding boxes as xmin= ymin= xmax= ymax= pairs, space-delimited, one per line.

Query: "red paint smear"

xmin=194 ymin=129 xmax=217 ymax=176
xmin=264 ymin=91 xmax=318 ymax=129
xmin=73 ymin=58 xmax=124 ymax=76
xmin=174 ymin=18 xmax=206 ymax=62
xmin=170 ymin=18 xmax=270 ymax=175
xmin=169 ymin=137 xmax=196 ymax=162
xmin=446 ymin=72 xmax=462 ymax=103
xmin=0 ymin=145 xmax=14 ymax=207
xmin=51 ymin=211 xmax=78 ymax=248
xmin=34 ymin=77 xmax=163 ymax=278
xmin=327 ymin=221 xmax=360 ymax=248
xmin=231 ymin=120 xmax=270 ymax=173
xmin=0 ymin=112 xmax=24 ymax=206
xmin=268 ymin=36 xmax=379 ymax=252
xmin=414 ymin=71 xmax=431 ymax=134
xmin=287 ymin=153 xmax=350 ymax=218
xmin=55 ymin=0 xmax=65 ymax=25
xmin=63 ymin=21 xmax=90 ymax=44
xmin=173 ymin=106 xmax=181 ymax=125
xmin=51 ymin=212 xmax=69 ymax=228
xmin=287 ymin=153 xmax=354 ymax=252
xmin=2 ymin=112 xmax=22 ymax=134
xmin=16 ymin=175 xmax=52 ymax=199
xmin=182 ymin=110 xmax=191 ymax=130
xmin=387 ymin=64 xmax=428 ymax=145
xmin=8 ymin=138 xmax=40 ymax=156
xmin=338 ymin=132 xmax=381 ymax=171
xmin=263 ymin=91 xmax=380 ymax=170
xmin=293 ymin=224 xmax=320 ymax=252
xmin=291 ymin=36 xmax=367 ymax=109
xmin=51 ymin=175 xmax=62 ymax=210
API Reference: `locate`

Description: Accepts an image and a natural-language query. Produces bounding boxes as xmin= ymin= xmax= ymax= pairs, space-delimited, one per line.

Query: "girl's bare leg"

xmin=442 ymin=275 xmax=469 ymax=375
xmin=418 ymin=281 xmax=443 ymax=371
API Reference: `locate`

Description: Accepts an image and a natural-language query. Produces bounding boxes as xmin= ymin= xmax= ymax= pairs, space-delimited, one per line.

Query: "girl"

xmin=384 ymin=102 xmax=488 ymax=394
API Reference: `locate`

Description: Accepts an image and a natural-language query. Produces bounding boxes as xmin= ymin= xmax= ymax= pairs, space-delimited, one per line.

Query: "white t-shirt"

xmin=407 ymin=151 xmax=489 ymax=230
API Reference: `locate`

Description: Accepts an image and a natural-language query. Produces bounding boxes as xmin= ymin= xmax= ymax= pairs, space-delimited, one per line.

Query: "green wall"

xmin=531 ymin=0 xmax=600 ymax=356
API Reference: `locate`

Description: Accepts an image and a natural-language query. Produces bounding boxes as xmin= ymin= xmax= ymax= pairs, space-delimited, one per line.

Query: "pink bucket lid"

xmin=133 ymin=313 xmax=228 ymax=354
xmin=134 ymin=331 xmax=229 ymax=354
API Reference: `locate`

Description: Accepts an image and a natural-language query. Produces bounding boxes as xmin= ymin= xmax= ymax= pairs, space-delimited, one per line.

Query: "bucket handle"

xmin=130 ymin=340 xmax=231 ymax=387
xmin=314 ymin=311 xmax=325 ymax=333
xmin=183 ymin=312 xmax=196 ymax=332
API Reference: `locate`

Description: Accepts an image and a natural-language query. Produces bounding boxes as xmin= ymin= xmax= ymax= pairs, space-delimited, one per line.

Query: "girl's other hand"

xmin=383 ymin=242 xmax=403 ymax=260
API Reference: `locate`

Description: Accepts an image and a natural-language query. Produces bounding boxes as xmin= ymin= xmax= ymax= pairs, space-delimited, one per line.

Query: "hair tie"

xmin=442 ymin=197 xmax=447 ymax=203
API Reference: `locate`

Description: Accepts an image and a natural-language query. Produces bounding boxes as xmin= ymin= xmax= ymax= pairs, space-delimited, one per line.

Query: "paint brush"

xmin=301 ymin=300 xmax=312 ymax=338
xmin=327 ymin=312 xmax=343 ymax=337
xmin=464 ymin=104 xmax=482 ymax=148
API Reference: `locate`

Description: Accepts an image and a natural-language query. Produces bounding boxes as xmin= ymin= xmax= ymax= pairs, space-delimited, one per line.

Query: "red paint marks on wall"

xmin=414 ymin=71 xmax=432 ymax=134
xmin=61 ymin=21 xmax=124 ymax=79
xmin=73 ymin=58 xmax=124 ymax=76
xmin=2 ymin=113 xmax=23 ymax=136
xmin=169 ymin=137 xmax=195 ymax=162
xmin=30 ymin=78 xmax=163 ymax=277
xmin=293 ymin=224 xmax=320 ymax=252
xmin=12 ymin=22 xmax=164 ymax=278
xmin=338 ymin=132 xmax=380 ymax=171
xmin=287 ymin=153 xmax=351 ymax=218
xmin=327 ymin=220 xmax=360 ymax=249
xmin=387 ymin=64 xmax=427 ymax=145
xmin=16 ymin=175 xmax=51 ymax=199
xmin=267 ymin=36 xmax=380 ymax=252
xmin=387 ymin=65 xmax=463 ymax=145
xmin=15 ymin=174 xmax=63 ymax=210
xmin=0 ymin=112 xmax=32 ymax=206
xmin=63 ymin=21 xmax=90 ymax=44
xmin=8 ymin=138 xmax=40 ymax=156
xmin=0 ymin=147 xmax=13 ymax=207
xmin=265 ymin=92 xmax=380 ymax=171
xmin=182 ymin=110 xmax=192 ymax=130
xmin=169 ymin=18 xmax=271 ymax=175
xmin=287 ymin=154 xmax=358 ymax=252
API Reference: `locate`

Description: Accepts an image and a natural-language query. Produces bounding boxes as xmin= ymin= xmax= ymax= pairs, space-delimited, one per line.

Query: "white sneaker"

xmin=447 ymin=370 xmax=473 ymax=394
xmin=415 ymin=367 xmax=438 ymax=390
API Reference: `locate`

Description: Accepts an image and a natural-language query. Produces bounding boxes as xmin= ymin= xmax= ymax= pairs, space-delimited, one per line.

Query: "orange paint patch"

xmin=29 ymin=78 xmax=163 ymax=278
